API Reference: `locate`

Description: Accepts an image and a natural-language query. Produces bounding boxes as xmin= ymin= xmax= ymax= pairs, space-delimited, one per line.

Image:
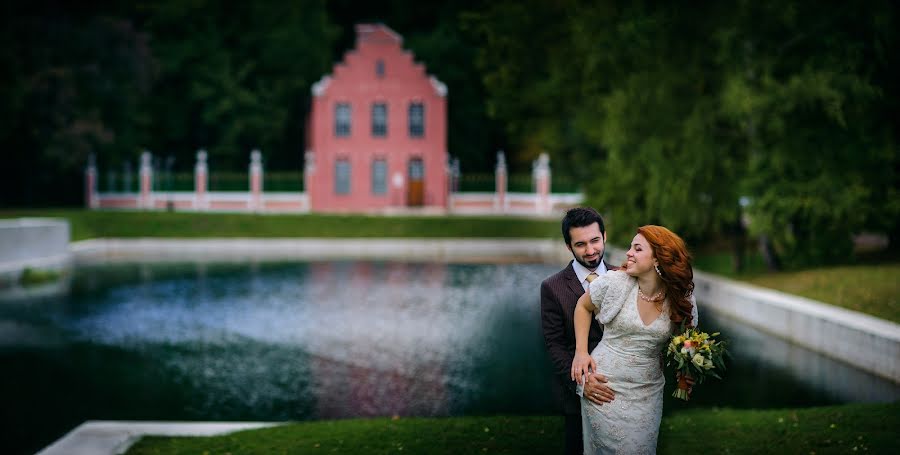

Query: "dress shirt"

xmin=571 ymin=259 xmax=608 ymax=291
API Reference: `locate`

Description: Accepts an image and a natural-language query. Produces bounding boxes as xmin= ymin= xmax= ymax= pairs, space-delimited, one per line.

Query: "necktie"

xmin=586 ymin=272 xmax=599 ymax=283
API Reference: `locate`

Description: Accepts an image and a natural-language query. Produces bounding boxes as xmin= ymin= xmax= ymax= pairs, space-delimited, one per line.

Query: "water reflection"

xmin=700 ymin=309 xmax=899 ymax=404
xmin=1 ymin=261 xmax=897 ymax=455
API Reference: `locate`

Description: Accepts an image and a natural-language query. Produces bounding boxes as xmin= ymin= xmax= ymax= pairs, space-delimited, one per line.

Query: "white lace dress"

xmin=579 ymin=270 xmax=696 ymax=454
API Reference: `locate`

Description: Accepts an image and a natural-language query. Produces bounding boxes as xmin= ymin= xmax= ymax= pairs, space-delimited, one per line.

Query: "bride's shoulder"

xmin=592 ymin=270 xmax=634 ymax=323
xmin=602 ymin=270 xmax=632 ymax=287
xmin=590 ymin=270 xmax=633 ymax=298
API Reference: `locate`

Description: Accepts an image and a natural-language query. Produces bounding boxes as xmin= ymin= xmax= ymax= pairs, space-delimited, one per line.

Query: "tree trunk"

xmin=730 ymin=206 xmax=747 ymax=273
xmin=758 ymin=234 xmax=781 ymax=271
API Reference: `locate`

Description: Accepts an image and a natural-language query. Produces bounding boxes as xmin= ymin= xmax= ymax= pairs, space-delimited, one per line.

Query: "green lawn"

xmin=126 ymin=402 xmax=899 ymax=454
xmin=0 ymin=209 xmax=559 ymax=241
xmin=744 ymin=265 xmax=900 ymax=324
xmin=695 ymin=251 xmax=900 ymax=324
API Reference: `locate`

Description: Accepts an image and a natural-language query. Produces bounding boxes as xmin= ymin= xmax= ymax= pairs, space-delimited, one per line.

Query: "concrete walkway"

xmin=37 ymin=421 xmax=283 ymax=455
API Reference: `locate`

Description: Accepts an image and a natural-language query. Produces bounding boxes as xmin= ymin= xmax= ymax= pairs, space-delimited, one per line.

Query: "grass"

xmin=0 ymin=209 xmax=559 ymax=242
xmin=692 ymin=251 xmax=771 ymax=278
xmin=658 ymin=402 xmax=900 ymax=454
xmin=694 ymin=250 xmax=900 ymax=324
xmin=126 ymin=402 xmax=899 ymax=454
xmin=744 ymin=265 xmax=900 ymax=323
xmin=18 ymin=267 xmax=62 ymax=286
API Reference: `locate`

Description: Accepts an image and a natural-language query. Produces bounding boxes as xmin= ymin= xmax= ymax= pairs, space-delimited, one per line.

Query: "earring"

xmin=655 ymin=265 xmax=662 ymax=277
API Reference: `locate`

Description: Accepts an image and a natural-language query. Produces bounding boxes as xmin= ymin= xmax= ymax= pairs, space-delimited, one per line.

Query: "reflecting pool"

xmin=2 ymin=261 xmax=898 ymax=454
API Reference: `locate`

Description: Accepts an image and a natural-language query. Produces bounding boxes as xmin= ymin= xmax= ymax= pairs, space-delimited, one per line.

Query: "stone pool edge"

xmin=70 ymin=237 xmax=573 ymax=264
xmin=36 ymin=421 xmax=283 ymax=455
xmin=606 ymin=246 xmax=900 ymax=385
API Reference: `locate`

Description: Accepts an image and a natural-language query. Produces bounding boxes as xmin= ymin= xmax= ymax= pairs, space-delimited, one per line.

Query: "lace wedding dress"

xmin=579 ymin=270 xmax=695 ymax=454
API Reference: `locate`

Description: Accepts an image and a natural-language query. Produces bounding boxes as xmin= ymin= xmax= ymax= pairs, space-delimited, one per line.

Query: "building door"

xmin=407 ymin=158 xmax=424 ymax=206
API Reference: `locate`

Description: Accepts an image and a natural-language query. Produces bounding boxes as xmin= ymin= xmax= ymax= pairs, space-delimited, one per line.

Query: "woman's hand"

xmin=571 ymin=352 xmax=596 ymax=384
xmin=676 ymin=371 xmax=696 ymax=397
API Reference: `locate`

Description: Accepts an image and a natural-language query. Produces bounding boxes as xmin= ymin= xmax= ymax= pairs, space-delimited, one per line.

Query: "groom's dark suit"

xmin=540 ymin=260 xmax=614 ymax=454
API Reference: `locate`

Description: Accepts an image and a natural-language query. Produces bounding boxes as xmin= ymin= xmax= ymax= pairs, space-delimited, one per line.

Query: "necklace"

xmin=638 ymin=287 xmax=664 ymax=302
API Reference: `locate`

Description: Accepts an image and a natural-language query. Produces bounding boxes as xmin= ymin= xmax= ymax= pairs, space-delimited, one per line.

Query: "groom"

xmin=541 ymin=207 xmax=616 ymax=455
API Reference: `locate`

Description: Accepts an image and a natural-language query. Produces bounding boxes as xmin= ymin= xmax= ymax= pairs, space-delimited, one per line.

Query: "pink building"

xmin=305 ymin=24 xmax=448 ymax=212
xmin=84 ymin=25 xmax=574 ymax=216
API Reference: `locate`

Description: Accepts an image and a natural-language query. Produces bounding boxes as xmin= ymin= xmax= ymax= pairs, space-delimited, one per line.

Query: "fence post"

xmin=495 ymin=150 xmax=507 ymax=213
xmin=85 ymin=153 xmax=98 ymax=209
xmin=195 ymin=149 xmax=208 ymax=210
xmin=140 ymin=150 xmax=153 ymax=209
xmin=249 ymin=149 xmax=263 ymax=211
xmin=533 ymin=152 xmax=551 ymax=215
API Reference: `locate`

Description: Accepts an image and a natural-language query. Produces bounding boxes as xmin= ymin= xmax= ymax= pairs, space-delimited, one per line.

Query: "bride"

xmin=571 ymin=225 xmax=698 ymax=454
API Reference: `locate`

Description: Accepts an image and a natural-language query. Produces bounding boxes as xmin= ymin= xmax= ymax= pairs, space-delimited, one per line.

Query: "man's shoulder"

xmin=541 ymin=262 xmax=573 ymax=287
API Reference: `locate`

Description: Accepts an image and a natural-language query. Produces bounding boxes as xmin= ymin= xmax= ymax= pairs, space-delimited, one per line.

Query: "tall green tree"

xmin=1 ymin=3 xmax=155 ymax=205
xmin=580 ymin=3 xmax=746 ymax=247
xmin=462 ymin=0 xmax=591 ymax=172
xmin=138 ymin=0 xmax=337 ymax=171
xmin=0 ymin=0 xmax=338 ymax=205
xmin=467 ymin=1 xmax=747 ymax=245
xmin=467 ymin=0 xmax=898 ymax=268
xmin=719 ymin=0 xmax=898 ymax=267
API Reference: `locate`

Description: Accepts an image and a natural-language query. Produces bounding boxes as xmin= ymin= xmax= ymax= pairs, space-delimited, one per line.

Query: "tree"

xmin=580 ymin=3 xmax=746 ymax=248
xmin=462 ymin=0 xmax=591 ymax=172
xmin=466 ymin=0 xmax=898 ymax=268
xmin=138 ymin=0 xmax=337 ymax=171
xmin=720 ymin=0 xmax=898 ymax=267
xmin=0 ymin=3 xmax=155 ymax=206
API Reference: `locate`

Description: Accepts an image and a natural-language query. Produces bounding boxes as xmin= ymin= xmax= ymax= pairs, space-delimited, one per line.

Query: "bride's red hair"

xmin=635 ymin=225 xmax=695 ymax=327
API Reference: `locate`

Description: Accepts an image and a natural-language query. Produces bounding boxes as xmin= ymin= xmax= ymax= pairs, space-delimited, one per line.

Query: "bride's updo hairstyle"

xmin=636 ymin=225 xmax=695 ymax=327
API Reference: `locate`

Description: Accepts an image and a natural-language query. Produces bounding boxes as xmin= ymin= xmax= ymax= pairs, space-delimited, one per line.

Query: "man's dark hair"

xmin=561 ymin=207 xmax=606 ymax=246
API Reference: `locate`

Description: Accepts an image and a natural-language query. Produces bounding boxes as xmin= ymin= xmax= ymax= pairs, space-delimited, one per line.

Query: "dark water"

xmin=1 ymin=261 xmax=897 ymax=454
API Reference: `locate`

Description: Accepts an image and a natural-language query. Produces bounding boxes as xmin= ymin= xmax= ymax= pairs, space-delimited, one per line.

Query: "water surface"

xmin=1 ymin=261 xmax=897 ymax=454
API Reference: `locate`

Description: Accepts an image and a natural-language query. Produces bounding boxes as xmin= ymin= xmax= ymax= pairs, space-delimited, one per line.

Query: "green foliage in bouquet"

xmin=665 ymin=328 xmax=728 ymax=400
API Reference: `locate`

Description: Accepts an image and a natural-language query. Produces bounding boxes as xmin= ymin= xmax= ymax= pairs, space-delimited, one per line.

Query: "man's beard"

xmin=575 ymin=252 xmax=603 ymax=269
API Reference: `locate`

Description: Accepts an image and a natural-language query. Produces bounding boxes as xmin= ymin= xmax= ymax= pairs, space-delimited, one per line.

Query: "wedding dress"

xmin=579 ymin=271 xmax=696 ymax=454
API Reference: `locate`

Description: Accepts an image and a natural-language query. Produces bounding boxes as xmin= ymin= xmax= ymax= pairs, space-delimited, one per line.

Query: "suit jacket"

xmin=540 ymin=259 xmax=616 ymax=415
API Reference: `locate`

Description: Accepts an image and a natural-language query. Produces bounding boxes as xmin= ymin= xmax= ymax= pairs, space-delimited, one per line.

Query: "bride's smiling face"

xmin=623 ymin=233 xmax=658 ymax=277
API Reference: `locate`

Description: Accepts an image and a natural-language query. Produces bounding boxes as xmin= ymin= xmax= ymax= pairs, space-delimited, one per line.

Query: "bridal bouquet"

xmin=665 ymin=328 xmax=727 ymax=400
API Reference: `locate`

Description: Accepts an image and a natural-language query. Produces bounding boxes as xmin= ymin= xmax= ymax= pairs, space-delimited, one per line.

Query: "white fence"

xmin=86 ymin=150 xmax=583 ymax=217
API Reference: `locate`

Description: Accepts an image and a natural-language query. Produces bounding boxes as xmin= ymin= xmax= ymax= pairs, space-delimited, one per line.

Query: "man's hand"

xmin=582 ymin=372 xmax=615 ymax=405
